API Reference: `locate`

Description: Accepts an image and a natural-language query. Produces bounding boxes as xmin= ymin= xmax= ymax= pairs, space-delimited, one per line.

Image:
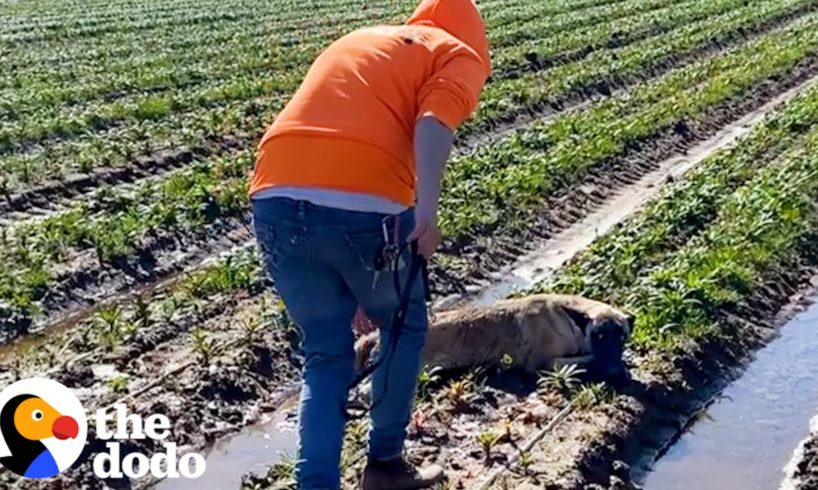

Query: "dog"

xmin=353 ymin=293 xmax=634 ymax=386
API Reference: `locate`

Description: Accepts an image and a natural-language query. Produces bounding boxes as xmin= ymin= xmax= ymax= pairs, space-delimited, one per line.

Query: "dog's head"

xmin=562 ymin=302 xmax=634 ymax=387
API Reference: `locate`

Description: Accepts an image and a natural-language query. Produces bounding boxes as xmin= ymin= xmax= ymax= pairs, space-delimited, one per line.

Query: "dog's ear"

xmin=562 ymin=306 xmax=592 ymax=334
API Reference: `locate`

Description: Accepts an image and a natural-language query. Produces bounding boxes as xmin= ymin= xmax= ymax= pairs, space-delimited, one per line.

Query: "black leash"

xmin=344 ymin=239 xmax=430 ymax=420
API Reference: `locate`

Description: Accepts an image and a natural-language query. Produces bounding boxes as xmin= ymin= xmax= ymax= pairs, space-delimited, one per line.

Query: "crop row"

xmin=442 ymin=10 xmax=818 ymax=236
xmin=468 ymin=0 xmax=818 ymax=135
xmin=5 ymin=0 xmax=678 ymax=116
xmin=1 ymin=0 xmax=418 ymax=45
xmin=4 ymin=11 xmax=818 ymax=340
xmin=5 ymin=0 xmax=613 ymax=35
xmin=0 ymin=0 xmax=598 ymax=48
xmin=0 ymin=152 xmax=253 ymax=331
xmin=3 ymin=0 xmax=810 ymax=196
xmin=535 ymin=85 xmax=818 ymax=350
xmin=0 ymin=0 xmax=677 ymax=131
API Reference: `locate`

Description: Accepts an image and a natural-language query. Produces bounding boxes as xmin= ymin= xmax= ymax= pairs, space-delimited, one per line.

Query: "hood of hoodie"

xmin=406 ymin=0 xmax=491 ymax=75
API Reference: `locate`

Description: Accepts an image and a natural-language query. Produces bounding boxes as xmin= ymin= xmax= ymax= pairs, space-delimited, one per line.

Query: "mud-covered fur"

xmin=354 ymin=293 xmax=634 ymax=382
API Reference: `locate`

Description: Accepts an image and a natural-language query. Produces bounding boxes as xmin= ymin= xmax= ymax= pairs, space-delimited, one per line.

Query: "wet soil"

xmin=785 ymin=418 xmax=818 ymax=490
xmin=0 ymin=290 xmax=299 ymax=489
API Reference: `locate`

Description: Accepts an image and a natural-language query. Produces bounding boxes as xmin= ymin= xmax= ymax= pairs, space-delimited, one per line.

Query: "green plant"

xmin=191 ymin=326 xmax=224 ymax=365
xmin=518 ymin=449 xmax=534 ymax=476
xmin=572 ymin=382 xmax=616 ymax=410
xmin=261 ymin=452 xmax=297 ymax=489
xmin=109 ymin=376 xmax=128 ymax=394
xmin=444 ymin=378 xmax=476 ymax=411
xmin=131 ymin=293 xmax=152 ymax=330
xmin=415 ymin=365 xmax=443 ymax=402
xmin=537 ymin=363 xmax=586 ymax=397
xmin=239 ymin=316 xmax=264 ymax=347
xmin=476 ymin=430 xmax=502 ymax=465
xmin=95 ymin=304 xmax=125 ymax=350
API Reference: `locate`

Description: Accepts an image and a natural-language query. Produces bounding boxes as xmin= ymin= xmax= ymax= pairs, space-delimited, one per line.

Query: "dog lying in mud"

xmin=354 ymin=293 xmax=634 ymax=386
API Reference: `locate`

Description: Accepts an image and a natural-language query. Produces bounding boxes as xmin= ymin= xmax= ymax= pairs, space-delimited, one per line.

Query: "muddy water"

xmin=157 ymin=391 xmax=300 ymax=490
xmin=642 ymin=295 xmax=818 ymax=490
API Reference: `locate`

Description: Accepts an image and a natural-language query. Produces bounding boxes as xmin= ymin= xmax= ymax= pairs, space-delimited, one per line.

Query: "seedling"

xmin=537 ymin=363 xmax=586 ymax=397
xmin=131 ymin=293 xmax=152 ymax=330
xmin=416 ymin=365 xmax=443 ymax=402
xmin=518 ymin=449 xmax=534 ymax=476
xmin=444 ymin=377 xmax=476 ymax=411
xmin=239 ymin=316 xmax=264 ymax=347
xmin=572 ymin=382 xmax=615 ymax=410
xmin=96 ymin=304 xmax=125 ymax=350
xmin=266 ymin=452 xmax=297 ymax=489
xmin=468 ymin=366 xmax=489 ymax=395
xmin=191 ymin=326 xmax=224 ymax=365
xmin=476 ymin=430 xmax=501 ymax=465
xmin=109 ymin=375 xmax=128 ymax=394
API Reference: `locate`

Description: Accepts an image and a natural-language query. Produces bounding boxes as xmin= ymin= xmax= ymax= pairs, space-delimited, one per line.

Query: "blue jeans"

xmin=251 ymin=197 xmax=429 ymax=490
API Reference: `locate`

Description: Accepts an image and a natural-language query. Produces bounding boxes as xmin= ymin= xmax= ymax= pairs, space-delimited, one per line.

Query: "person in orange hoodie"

xmin=250 ymin=1 xmax=490 ymax=488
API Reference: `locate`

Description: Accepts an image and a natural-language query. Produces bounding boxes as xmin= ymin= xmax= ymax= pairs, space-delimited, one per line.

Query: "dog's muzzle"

xmin=589 ymin=328 xmax=630 ymax=388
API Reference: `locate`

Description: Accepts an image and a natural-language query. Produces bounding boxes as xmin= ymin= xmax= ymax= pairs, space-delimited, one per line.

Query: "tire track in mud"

xmin=2 ymin=0 xmax=811 ymax=223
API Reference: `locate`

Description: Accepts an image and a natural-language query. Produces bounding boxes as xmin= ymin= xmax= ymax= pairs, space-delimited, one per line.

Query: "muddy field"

xmin=4 ymin=0 xmax=818 ymax=489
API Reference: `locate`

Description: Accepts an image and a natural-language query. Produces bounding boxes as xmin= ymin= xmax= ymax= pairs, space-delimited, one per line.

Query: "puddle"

xmin=642 ymin=294 xmax=818 ymax=490
xmin=156 ymin=391 xmax=300 ymax=490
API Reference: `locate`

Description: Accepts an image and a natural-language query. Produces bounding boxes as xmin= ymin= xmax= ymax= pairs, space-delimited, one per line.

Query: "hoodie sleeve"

xmin=417 ymin=48 xmax=488 ymax=130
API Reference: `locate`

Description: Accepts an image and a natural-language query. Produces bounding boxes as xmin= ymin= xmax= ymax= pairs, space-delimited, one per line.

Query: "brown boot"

xmin=361 ymin=456 xmax=444 ymax=490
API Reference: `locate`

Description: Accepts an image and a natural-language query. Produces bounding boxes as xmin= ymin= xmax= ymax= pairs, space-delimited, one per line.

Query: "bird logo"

xmin=0 ymin=378 xmax=87 ymax=479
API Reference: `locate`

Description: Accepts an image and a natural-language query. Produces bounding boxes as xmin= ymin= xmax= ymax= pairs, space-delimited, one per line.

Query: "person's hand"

xmin=352 ymin=307 xmax=377 ymax=336
xmin=408 ymin=216 xmax=442 ymax=259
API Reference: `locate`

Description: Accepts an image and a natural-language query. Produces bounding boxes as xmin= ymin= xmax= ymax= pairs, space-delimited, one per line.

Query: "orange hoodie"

xmin=249 ymin=0 xmax=491 ymax=207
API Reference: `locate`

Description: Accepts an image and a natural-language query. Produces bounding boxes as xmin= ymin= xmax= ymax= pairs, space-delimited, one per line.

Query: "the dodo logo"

xmin=0 ymin=378 xmax=87 ymax=479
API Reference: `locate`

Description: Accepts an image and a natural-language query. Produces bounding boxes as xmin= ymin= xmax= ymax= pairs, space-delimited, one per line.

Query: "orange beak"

xmin=52 ymin=416 xmax=78 ymax=440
